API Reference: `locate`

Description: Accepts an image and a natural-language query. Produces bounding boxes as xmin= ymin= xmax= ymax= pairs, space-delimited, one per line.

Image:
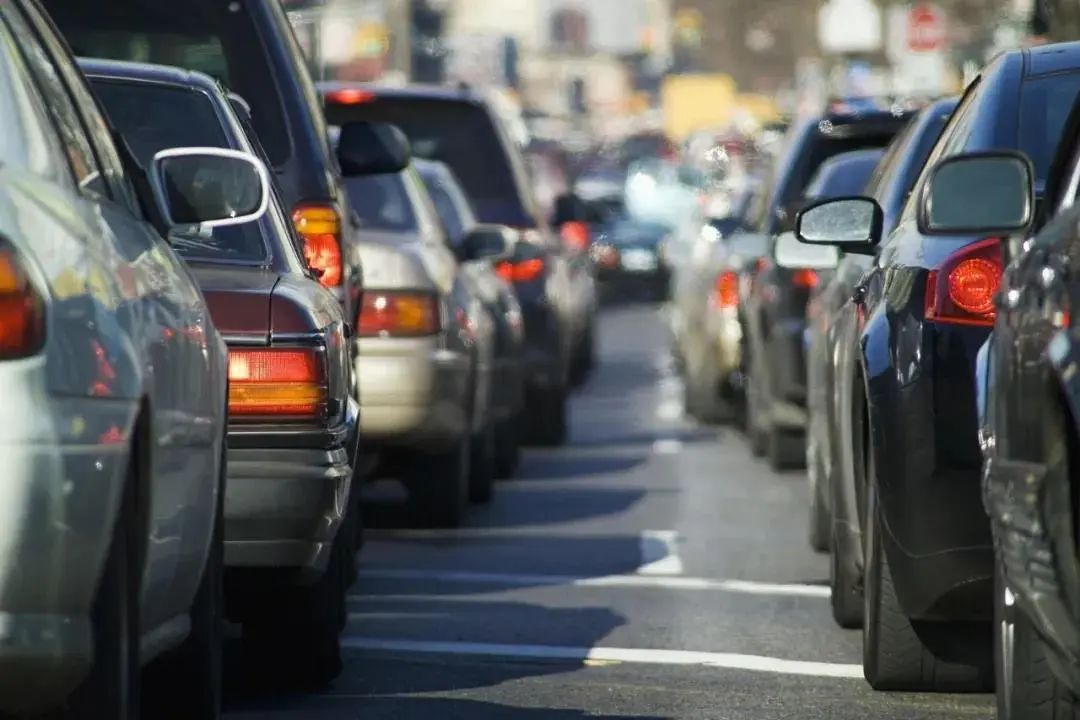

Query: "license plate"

xmin=621 ymin=249 xmax=657 ymax=272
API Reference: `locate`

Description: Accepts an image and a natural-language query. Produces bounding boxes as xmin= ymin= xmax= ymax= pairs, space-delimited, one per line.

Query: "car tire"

xmin=59 ymin=460 xmax=140 ymax=720
xmin=142 ymin=446 xmax=225 ymax=720
xmin=244 ymin=534 xmax=347 ymax=690
xmin=745 ymin=362 xmax=768 ymax=457
xmin=863 ymin=477 xmax=992 ymax=692
xmin=808 ymin=440 xmax=831 ymax=553
xmin=494 ymin=412 xmax=522 ymax=479
xmin=768 ymin=428 xmax=805 ymax=471
xmin=469 ymin=420 xmax=496 ymax=504
xmin=996 ymin=562 xmax=1080 ymax=720
xmin=570 ymin=323 xmax=596 ymax=388
xmin=408 ymin=435 xmax=470 ymax=527
xmin=527 ymin=385 xmax=568 ymax=447
xmin=829 ymin=521 xmax=863 ymax=629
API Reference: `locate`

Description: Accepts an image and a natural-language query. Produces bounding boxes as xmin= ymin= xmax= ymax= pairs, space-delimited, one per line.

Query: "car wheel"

xmin=807 ymin=439 xmax=831 ymax=553
xmin=494 ymin=412 xmax=522 ymax=479
xmin=59 ymin=461 xmax=140 ymax=720
xmin=745 ymin=365 xmax=767 ymax=457
xmin=407 ymin=435 xmax=470 ymax=527
xmin=829 ymin=521 xmax=863 ymax=629
xmin=244 ymin=533 xmax=347 ymax=690
xmin=142 ymin=445 xmax=225 ymax=720
xmin=570 ymin=323 xmax=596 ymax=388
xmin=768 ymin=427 xmax=805 ymax=471
xmin=469 ymin=420 xmax=497 ymax=504
xmin=526 ymin=384 xmax=568 ymax=447
xmin=863 ymin=474 xmax=992 ymax=691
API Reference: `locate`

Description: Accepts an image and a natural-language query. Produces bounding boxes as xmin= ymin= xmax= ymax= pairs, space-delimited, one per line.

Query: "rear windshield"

xmin=43 ymin=0 xmax=293 ymax=167
xmin=344 ymin=173 xmax=417 ymax=233
xmin=788 ymin=130 xmax=898 ymax=205
xmin=326 ymin=97 xmax=530 ymax=225
xmin=804 ymin=151 xmax=883 ymax=199
xmin=1020 ymin=72 xmax=1080 ymax=183
xmin=90 ymin=79 xmax=268 ymax=263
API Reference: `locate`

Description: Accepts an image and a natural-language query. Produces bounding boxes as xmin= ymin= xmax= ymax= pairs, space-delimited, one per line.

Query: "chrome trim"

xmin=221 ymin=333 xmax=269 ymax=346
xmin=269 ymin=331 xmax=325 ymax=346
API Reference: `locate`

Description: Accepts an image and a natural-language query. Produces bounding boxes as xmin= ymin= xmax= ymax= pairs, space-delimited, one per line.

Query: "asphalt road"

xmin=225 ymin=303 xmax=994 ymax=720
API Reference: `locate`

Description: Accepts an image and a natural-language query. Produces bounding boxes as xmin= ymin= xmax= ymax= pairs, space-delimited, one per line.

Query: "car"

xmin=336 ymin=135 xmax=508 ymax=525
xmin=42 ymin=0 xmax=367 ymax=422
xmin=0 ymin=2 xmax=287 ymax=716
xmin=587 ymin=216 xmax=672 ymax=301
xmin=82 ymin=57 xmax=365 ymax=687
xmin=801 ymin=98 xmax=956 ymax=625
xmin=742 ymin=109 xmax=910 ymax=469
xmin=321 ymin=83 xmax=595 ymax=445
xmin=972 ymin=86 xmax=1080 ymax=719
xmin=793 ymin=43 xmax=1080 ymax=692
xmin=415 ymin=158 xmax=526 ymax=479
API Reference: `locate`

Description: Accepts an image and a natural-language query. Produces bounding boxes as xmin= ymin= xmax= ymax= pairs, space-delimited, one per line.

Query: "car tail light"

xmin=358 ymin=291 xmax=440 ymax=337
xmin=293 ymin=204 xmax=343 ymax=288
xmin=324 ymin=88 xmax=376 ymax=105
xmin=925 ymin=238 xmax=1002 ymax=327
xmin=711 ymin=271 xmax=739 ymax=309
xmin=228 ymin=348 xmax=327 ymax=418
xmin=495 ymin=257 xmax=546 ymax=284
xmin=791 ymin=269 xmax=820 ymax=289
xmin=0 ymin=243 xmax=44 ymax=359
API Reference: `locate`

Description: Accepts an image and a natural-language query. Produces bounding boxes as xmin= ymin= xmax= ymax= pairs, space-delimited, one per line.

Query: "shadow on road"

xmin=514 ymin=453 xmax=648 ymax=480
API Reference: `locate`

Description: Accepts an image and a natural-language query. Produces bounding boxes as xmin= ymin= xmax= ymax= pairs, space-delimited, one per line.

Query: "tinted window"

xmin=789 ymin=131 xmax=897 ymax=204
xmin=420 ymin=173 xmax=467 ymax=243
xmin=43 ymin=0 xmax=293 ymax=167
xmin=326 ymin=97 xmax=529 ymax=225
xmin=344 ymin=173 xmax=417 ymax=233
xmin=804 ymin=151 xmax=883 ymax=199
xmin=91 ymin=79 xmax=268 ymax=262
xmin=1020 ymin=72 xmax=1080 ymax=183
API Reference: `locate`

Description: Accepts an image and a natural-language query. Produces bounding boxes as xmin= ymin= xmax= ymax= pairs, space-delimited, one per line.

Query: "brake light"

xmin=0 ymin=244 xmax=44 ymax=359
xmin=925 ymin=238 xmax=1002 ymax=327
xmin=293 ymin=204 xmax=343 ymax=288
xmin=711 ymin=271 xmax=739 ymax=309
xmin=495 ymin=258 xmax=545 ymax=283
xmin=228 ymin=348 xmax=327 ymax=418
xmin=358 ymin=291 xmax=440 ymax=337
xmin=324 ymin=88 xmax=376 ymax=105
xmin=791 ymin=269 xmax=820 ymax=289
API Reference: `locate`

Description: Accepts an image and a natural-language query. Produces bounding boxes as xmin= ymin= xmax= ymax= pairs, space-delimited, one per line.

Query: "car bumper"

xmin=224 ymin=412 xmax=356 ymax=580
xmin=356 ymin=335 xmax=471 ymax=447
xmin=0 ymin=386 xmax=135 ymax=714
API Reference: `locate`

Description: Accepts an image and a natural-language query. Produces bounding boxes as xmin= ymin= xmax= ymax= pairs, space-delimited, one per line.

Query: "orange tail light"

xmin=293 ymin=204 xmax=343 ymax=289
xmin=0 ymin=243 xmax=44 ymax=359
xmin=711 ymin=270 xmax=739 ymax=309
xmin=791 ymin=268 xmax=820 ymax=289
xmin=228 ymin=348 xmax=327 ymax=419
xmin=358 ymin=291 xmax=440 ymax=337
xmin=324 ymin=88 xmax=376 ymax=105
xmin=495 ymin=257 xmax=545 ymax=284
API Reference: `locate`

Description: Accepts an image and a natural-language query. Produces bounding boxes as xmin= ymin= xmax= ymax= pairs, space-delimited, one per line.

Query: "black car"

xmin=793 ymin=42 xmax=1080 ymax=692
xmin=321 ymin=83 xmax=597 ymax=445
xmin=742 ymin=108 xmax=911 ymax=470
xmin=803 ymin=98 xmax=957 ymax=628
xmin=43 ymin=0 xmax=366 ymax=381
xmin=82 ymin=58 xmax=363 ymax=688
xmin=588 ymin=217 xmax=671 ymax=301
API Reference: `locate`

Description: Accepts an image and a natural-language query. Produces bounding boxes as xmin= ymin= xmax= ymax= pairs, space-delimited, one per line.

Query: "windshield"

xmin=344 ymin=172 xmax=417 ymax=233
xmin=90 ymin=79 xmax=269 ymax=263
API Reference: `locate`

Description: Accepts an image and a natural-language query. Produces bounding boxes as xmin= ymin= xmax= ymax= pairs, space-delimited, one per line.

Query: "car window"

xmin=4 ymin=3 xmax=107 ymax=197
xmin=44 ymin=0 xmax=294 ymax=167
xmin=421 ymin=173 xmax=467 ymax=244
xmin=90 ymin=78 xmax=269 ymax=263
xmin=344 ymin=173 xmax=417 ymax=233
xmin=1019 ymin=72 xmax=1080 ymax=184
xmin=804 ymin=152 xmax=883 ymax=199
xmin=864 ymin=119 xmax=918 ymax=198
xmin=0 ymin=12 xmax=64 ymax=181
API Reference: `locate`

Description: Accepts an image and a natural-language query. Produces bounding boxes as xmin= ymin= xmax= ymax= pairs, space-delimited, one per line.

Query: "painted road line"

xmin=655 ymin=399 xmax=683 ymax=421
xmin=351 ymin=568 xmax=831 ymax=598
xmin=652 ymin=438 xmax=683 ymax=454
xmin=340 ymin=638 xmax=864 ymax=679
xmin=638 ymin=530 xmax=683 ymax=575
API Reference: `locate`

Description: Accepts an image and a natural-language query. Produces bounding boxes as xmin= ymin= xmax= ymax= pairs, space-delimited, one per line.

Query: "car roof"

xmin=77 ymin=57 xmax=221 ymax=95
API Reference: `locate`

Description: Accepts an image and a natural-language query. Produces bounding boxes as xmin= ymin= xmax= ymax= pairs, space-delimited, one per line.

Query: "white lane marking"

xmin=655 ymin=399 xmax=683 ymax=421
xmin=352 ymin=568 xmax=830 ymax=597
xmin=638 ymin=530 xmax=683 ymax=575
xmin=652 ymin=439 xmax=683 ymax=454
xmin=658 ymin=375 xmax=682 ymax=394
xmin=340 ymin=638 xmax=863 ymax=679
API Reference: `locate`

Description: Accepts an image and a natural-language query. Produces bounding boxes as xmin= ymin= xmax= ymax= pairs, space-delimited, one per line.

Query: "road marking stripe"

xmin=638 ymin=530 xmax=683 ymax=575
xmin=340 ymin=638 xmax=863 ymax=678
xmin=351 ymin=568 xmax=830 ymax=597
xmin=655 ymin=399 xmax=683 ymax=421
xmin=652 ymin=439 xmax=683 ymax=454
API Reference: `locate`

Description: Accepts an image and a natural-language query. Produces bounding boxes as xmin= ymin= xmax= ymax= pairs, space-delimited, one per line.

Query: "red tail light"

xmin=0 ymin=244 xmax=44 ymax=359
xmin=791 ymin=269 xmax=820 ymax=289
xmin=925 ymin=238 xmax=1002 ymax=327
xmin=358 ymin=291 xmax=440 ymax=337
xmin=325 ymin=88 xmax=376 ymax=105
xmin=228 ymin=348 xmax=327 ymax=418
xmin=293 ymin=204 xmax=343 ymax=288
xmin=495 ymin=257 xmax=545 ymax=284
xmin=711 ymin=270 xmax=739 ymax=309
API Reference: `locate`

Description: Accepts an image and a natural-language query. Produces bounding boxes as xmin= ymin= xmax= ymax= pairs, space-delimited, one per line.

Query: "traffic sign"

xmin=907 ymin=3 xmax=946 ymax=53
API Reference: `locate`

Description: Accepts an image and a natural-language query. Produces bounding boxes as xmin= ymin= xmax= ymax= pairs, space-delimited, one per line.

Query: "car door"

xmin=13 ymin=0 xmax=221 ymax=627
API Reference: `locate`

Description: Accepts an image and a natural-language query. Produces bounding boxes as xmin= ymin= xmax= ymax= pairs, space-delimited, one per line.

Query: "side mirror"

xmin=149 ymin=147 xmax=269 ymax=230
xmin=774 ymin=231 xmax=839 ymax=270
xmin=560 ymin=220 xmax=590 ymax=253
xmin=462 ymin=224 xmax=514 ymax=262
xmin=795 ymin=196 xmax=883 ymax=256
xmin=337 ymin=121 xmax=411 ymax=176
xmin=918 ymin=151 xmax=1034 ymax=235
